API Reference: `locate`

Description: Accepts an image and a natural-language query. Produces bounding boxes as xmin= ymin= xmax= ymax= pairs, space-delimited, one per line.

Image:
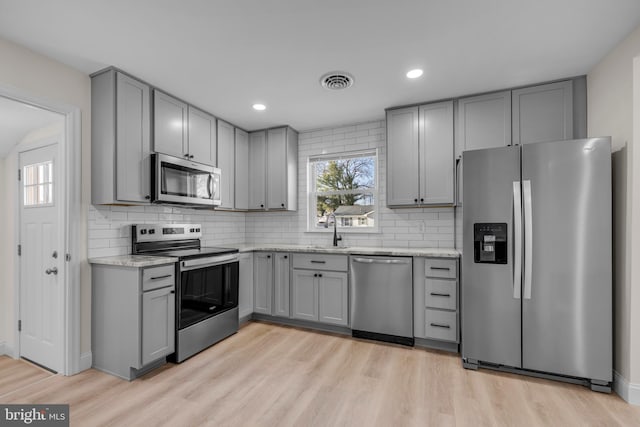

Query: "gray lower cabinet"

xmin=253 ymin=252 xmax=291 ymax=317
xmin=238 ymin=252 xmax=254 ymax=320
xmin=92 ymin=263 xmax=175 ymax=380
xmin=413 ymin=257 xmax=459 ymax=346
xmin=253 ymin=252 xmax=273 ymax=314
xmin=91 ymin=69 xmax=151 ymax=204
xmin=291 ymin=254 xmax=349 ymax=327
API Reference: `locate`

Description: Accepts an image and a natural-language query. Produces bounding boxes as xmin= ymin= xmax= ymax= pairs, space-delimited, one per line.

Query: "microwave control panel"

xmin=474 ymin=223 xmax=507 ymax=264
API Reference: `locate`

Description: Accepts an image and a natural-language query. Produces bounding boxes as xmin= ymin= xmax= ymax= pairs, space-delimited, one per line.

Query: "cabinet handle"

xmin=145 ymin=195 xmax=151 ymax=200
xmin=170 ymin=290 xmax=175 ymax=294
xmin=318 ymin=273 xmax=322 ymax=278
xmin=430 ymin=292 xmax=451 ymax=297
xmin=183 ymin=154 xmax=189 ymax=157
xmin=260 ymin=204 xmax=264 ymax=208
xmin=414 ymin=198 xmax=418 ymax=203
xmin=281 ymin=203 xmax=285 ymax=208
xmin=267 ymin=255 xmax=271 ymax=259
xmin=189 ymin=155 xmax=194 ymax=159
xmin=149 ymin=274 xmax=172 ymax=280
xmin=430 ymin=323 xmax=451 ymax=329
xmin=430 ymin=266 xmax=450 ymax=271
xmin=420 ymin=198 xmax=424 ymax=203
xmin=314 ymin=273 xmax=318 ymax=277
xmin=284 ymin=255 xmax=288 ymax=259
xmin=310 ymin=260 xmax=326 ymax=264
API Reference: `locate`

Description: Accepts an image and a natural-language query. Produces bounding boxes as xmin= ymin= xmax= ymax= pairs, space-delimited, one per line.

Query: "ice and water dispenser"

xmin=473 ymin=223 xmax=507 ymax=264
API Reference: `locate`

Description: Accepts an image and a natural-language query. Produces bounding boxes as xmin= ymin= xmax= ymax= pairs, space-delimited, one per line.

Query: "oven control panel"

xmin=133 ymin=224 xmax=202 ymax=242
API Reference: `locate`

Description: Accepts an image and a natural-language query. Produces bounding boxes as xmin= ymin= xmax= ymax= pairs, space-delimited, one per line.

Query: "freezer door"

xmin=462 ymin=145 xmax=521 ymax=368
xmin=521 ymin=138 xmax=612 ymax=382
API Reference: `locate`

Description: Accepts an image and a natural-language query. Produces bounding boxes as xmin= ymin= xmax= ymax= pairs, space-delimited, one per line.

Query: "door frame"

xmin=2 ymin=85 xmax=81 ymax=376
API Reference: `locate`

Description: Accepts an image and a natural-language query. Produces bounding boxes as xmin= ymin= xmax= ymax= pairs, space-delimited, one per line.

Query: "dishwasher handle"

xmin=352 ymin=257 xmax=411 ymax=265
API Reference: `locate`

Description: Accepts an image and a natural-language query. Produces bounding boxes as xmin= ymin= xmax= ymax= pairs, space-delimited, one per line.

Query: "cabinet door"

xmin=266 ymin=128 xmax=287 ymax=209
xmin=456 ymin=91 xmax=511 ymax=158
xmin=235 ymin=129 xmax=249 ymax=210
xmin=292 ymin=270 xmax=318 ymax=322
xmin=512 ymin=80 xmax=573 ymax=145
xmin=249 ymin=131 xmax=267 ymax=209
xmin=188 ymin=106 xmax=216 ymax=166
xmin=115 ymin=72 xmax=151 ymax=202
xmin=217 ymin=120 xmax=235 ymax=209
xmin=253 ymin=253 xmax=273 ymax=314
xmin=273 ymin=253 xmax=291 ymax=317
xmin=386 ymin=107 xmax=420 ymax=206
xmin=318 ymin=271 xmax=348 ymax=326
xmin=419 ymin=101 xmax=454 ymax=205
xmin=141 ymin=286 xmax=175 ymax=366
xmin=153 ymin=90 xmax=188 ymax=158
xmin=238 ymin=253 xmax=254 ymax=319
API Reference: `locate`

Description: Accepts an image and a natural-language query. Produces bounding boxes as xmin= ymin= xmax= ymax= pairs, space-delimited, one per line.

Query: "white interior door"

xmin=19 ymin=142 xmax=62 ymax=372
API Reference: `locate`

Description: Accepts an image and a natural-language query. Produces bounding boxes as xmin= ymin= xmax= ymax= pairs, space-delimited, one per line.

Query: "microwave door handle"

xmin=207 ymin=174 xmax=213 ymax=199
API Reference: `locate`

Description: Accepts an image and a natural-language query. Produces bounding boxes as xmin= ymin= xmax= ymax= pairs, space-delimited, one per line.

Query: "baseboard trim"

xmin=79 ymin=351 xmax=92 ymax=372
xmin=614 ymin=370 xmax=640 ymax=405
xmin=0 ymin=341 xmax=15 ymax=358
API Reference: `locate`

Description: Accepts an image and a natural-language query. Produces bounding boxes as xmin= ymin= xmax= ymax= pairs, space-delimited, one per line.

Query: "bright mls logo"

xmin=1 ymin=405 xmax=69 ymax=426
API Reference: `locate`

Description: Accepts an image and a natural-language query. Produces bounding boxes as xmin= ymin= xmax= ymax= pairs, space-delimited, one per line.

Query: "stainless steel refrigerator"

xmin=461 ymin=137 xmax=612 ymax=392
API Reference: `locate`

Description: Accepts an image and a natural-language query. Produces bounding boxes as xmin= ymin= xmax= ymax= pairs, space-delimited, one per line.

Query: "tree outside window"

xmin=308 ymin=151 xmax=377 ymax=231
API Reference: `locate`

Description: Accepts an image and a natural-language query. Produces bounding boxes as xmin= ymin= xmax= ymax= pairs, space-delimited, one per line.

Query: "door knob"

xmin=52 ymin=251 xmax=58 ymax=259
xmin=45 ymin=267 xmax=58 ymax=275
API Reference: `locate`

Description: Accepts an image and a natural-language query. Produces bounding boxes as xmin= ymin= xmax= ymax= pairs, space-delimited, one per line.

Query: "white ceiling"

xmin=0 ymin=0 xmax=639 ymax=132
xmin=0 ymin=96 xmax=63 ymax=158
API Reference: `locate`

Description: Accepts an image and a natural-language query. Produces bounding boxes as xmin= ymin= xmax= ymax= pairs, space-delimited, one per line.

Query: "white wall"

xmin=246 ymin=120 xmax=455 ymax=248
xmin=588 ymin=23 xmax=640 ymax=400
xmin=0 ymin=37 xmax=91 ymax=355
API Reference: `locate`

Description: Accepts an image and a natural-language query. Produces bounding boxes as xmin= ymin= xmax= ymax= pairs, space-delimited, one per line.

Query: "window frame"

xmin=306 ymin=149 xmax=379 ymax=233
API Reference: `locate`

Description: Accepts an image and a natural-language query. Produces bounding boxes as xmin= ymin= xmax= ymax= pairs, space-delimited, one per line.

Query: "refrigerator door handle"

xmin=523 ymin=180 xmax=533 ymax=299
xmin=513 ymin=181 xmax=522 ymax=299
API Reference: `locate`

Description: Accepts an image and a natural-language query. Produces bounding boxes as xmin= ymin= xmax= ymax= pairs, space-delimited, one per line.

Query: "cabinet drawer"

xmin=424 ymin=309 xmax=457 ymax=342
xmin=142 ymin=264 xmax=175 ymax=291
xmin=425 ymin=278 xmax=457 ymax=310
xmin=425 ymin=258 xmax=457 ymax=279
xmin=292 ymin=253 xmax=348 ymax=272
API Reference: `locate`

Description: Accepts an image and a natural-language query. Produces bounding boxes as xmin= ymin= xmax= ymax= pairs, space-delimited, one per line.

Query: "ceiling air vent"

xmin=320 ymin=71 xmax=355 ymax=90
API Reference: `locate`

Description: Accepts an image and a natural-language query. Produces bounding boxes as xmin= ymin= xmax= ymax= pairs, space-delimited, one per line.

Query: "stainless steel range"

xmin=132 ymin=224 xmax=239 ymax=362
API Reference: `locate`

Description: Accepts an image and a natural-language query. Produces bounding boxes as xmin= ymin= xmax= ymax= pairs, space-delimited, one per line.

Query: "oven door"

xmin=178 ymin=255 xmax=239 ymax=330
xmin=152 ymin=153 xmax=221 ymax=206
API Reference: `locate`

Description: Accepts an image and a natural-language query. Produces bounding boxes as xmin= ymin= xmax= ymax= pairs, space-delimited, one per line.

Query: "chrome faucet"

xmin=328 ymin=213 xmax=342 ymax=247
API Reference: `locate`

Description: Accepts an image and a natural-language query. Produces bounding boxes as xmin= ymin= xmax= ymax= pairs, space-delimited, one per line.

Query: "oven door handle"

xmin=181 ymin=254 xmax=239 ymax=270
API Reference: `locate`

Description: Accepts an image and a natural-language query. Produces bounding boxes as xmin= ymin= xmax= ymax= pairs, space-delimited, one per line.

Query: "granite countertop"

xmin=226 ymin=244 xmax=460 ymax=258
xmin=89 ymin=255 xmax=179 ymax=267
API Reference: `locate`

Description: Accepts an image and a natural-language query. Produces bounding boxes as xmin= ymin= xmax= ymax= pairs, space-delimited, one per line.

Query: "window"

xmin=308 ymin=150 xmax=377 ymax=232
xmin=23 ymin=161 xmax=54 ymax=207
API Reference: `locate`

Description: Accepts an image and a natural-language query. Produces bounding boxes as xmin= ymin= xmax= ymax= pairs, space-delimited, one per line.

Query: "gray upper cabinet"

xmin=248 ymin=131 xmax=267 ymax=209
xmin=153 ymin=90 xmax=188 ymax=159
xmin=249 ymin=127 xmax=298 ymax=211
xmin=235 ymin=128 xmax=249 ymax=210
xmin=386 ymin=101 xmax=454 ymax=207
xmin=386 ymin=107 xmax=420 ymax=206
xmin=456 ymin=91 xmax=511 ymax=158
xmin=91 ymin=69 xmax=151 ymax=204
xmin=187 ymin=105 xmax=217 ymax=166
xmin=420 ymin=101 xmax=454 ymax=205
xmin=154 ymin=91 xmax=217 ymax=165
xmin=217 ymin=120 xmax=235 ymax=210
xmin=512 ymin=80 xmax=573 ymax=145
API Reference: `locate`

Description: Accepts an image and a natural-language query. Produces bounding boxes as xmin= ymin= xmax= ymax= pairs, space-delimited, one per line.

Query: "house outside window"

xmin=308 ymin=150 xmax=378 ymax=232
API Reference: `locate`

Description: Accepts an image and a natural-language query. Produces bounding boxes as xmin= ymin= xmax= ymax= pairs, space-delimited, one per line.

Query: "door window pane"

xmin=23 ymin=161 xmax=54 ymax=206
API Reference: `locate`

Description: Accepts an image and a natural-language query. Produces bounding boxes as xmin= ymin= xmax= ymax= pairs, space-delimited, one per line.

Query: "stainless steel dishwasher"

xmin=350 ymin=255 xmax=413 ymax=346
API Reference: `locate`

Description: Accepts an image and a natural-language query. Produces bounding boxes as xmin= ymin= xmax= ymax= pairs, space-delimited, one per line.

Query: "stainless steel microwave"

xmin=152 ymin=153 xmax=221 ymax=206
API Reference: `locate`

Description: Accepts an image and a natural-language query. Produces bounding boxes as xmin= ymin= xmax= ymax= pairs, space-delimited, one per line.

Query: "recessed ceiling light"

xmin=406 ymin=69 xmax=423 ymax=79
xmin=252 ymin=103 xmax=266 ymax=111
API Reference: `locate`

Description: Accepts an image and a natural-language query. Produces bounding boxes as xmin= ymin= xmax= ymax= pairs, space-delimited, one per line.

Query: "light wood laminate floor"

xmin=1 ymin=321 xmax=639 ymax=426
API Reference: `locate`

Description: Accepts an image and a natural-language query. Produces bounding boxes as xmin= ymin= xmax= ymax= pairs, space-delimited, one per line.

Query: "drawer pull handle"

xmin=150 ymin=274 xmax=172 ymax=280
xmin=430 ymin=266 xmax=451 ymax=271
xmin=310 ymin=260 xmax=326 ymax=264
xmin=430 ymin=323 xmax=451 ymax=329
xmin=430 ymin=292 xmax=451 ymax=297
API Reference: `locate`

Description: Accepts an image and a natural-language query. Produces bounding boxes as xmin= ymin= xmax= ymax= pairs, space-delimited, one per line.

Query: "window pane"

xmin=314 ymin=157 xmax=375 ymax=192
xmin=314 ymin=194 xmax=375 ymax=229
xmin=23 ymin=161 xmax=54 ymax=207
